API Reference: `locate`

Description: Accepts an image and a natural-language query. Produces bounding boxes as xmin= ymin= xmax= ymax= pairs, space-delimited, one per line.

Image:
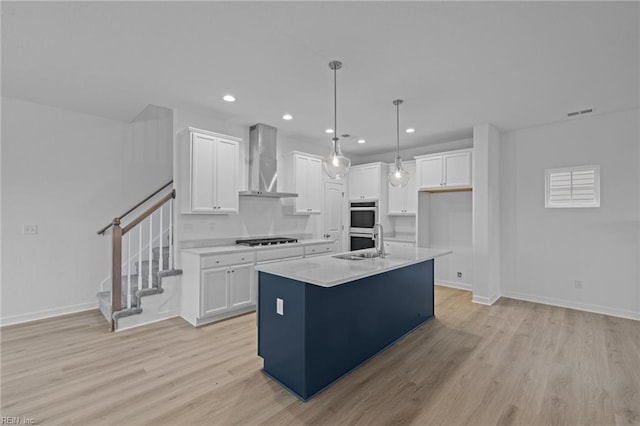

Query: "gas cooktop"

xmin=236 ymin=237 xmax=298 ymax=247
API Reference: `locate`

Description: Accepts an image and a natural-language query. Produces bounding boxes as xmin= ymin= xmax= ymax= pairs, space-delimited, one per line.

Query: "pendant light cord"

xmin=333 ymin=65 xmax=338 ymax=144
xmin=396 ymin=101 xmax=400 ymax=158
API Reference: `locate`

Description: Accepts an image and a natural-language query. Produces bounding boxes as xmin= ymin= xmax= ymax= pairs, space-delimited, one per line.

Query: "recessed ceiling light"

xmin=358 ymin=139 xmax=366 ymax=144
xmin=406 ymin=128 xmax=415 ymax=133
xmin=282 ymin=114 xmax=293 ymax=120
xmin=325 ymin=128 xmax=334 ymax=134
xmin=223 ymin=94 xmax=236 ymax=102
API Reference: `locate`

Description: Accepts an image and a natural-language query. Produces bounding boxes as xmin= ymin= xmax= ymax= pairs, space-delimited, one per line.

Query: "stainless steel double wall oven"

xmin=349 ymin=201 xmax=377 ymax=250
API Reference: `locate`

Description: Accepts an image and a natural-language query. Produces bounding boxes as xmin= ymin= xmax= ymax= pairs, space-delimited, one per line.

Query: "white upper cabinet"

xmin=349 ymin=163 xmax=383 ymax=201
xmin=388 ymin=161 xmax=417 ymax=215
xmin=415 ymin=149 xmax=472 ymax=191
xmin=283 ymin=152 xmax=323 ymax=215
xmin=180 ymin=128 xmax=241 ymax=214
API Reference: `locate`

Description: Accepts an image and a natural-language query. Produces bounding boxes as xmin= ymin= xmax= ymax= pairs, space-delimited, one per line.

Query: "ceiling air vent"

xmin=567 ymin=108 xmax=594 ymax=117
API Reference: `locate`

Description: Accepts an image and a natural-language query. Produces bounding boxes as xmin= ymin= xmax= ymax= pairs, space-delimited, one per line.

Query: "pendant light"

xmin=388 ymin=99 xmax=410 ymax=187
xmin=322 ymin=60 xmax=351 ymax=180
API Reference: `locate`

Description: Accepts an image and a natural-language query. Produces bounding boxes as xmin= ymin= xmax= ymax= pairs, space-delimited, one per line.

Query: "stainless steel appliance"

xmin=236 ymin=237 xmax=298 ymax=246
xmin=349 ymin=201 xmax=377 ymax=250
xmin=349 ymin=201 xmax=377 ymax=233
xmin=350 ymin=232 xmax=375 ymax=251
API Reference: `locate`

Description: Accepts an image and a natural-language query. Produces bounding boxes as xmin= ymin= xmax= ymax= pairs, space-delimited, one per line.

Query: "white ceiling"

xmin=2 ymin=1 xmax=638 ymax=155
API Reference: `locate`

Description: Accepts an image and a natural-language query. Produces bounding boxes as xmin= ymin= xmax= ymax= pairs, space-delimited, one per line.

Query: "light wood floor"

xmin=2 ymin=287 xmax=639 ymax=425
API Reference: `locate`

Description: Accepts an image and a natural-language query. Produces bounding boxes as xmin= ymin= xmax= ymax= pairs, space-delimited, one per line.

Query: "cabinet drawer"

xmin=256 ymin=247 xmax=304 ymax=262
xmin=202 ymin=252 xmax=254 ymax=269
xmin=304 ymin=243 xmax=333 ymax=257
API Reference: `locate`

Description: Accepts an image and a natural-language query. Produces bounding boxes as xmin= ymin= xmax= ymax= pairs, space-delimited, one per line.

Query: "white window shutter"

xmin=545 ymin=166 xmax=600 ymax=208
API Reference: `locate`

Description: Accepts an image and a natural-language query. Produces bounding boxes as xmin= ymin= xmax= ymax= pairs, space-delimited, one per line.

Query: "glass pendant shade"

xmin=387 ymin=99 xmax=410 ymax=187
xmin=388 ymin=156 xmax=410 ymax=187
xmin=323 ymin=138 xmax=351 ymax=180
xmin=322 ymin=60 xmax=351 ymax=179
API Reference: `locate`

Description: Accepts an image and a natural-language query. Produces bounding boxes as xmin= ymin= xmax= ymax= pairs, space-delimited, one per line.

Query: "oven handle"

xmin=350 ymin=207 xmax=378 ymax=212
xmin=350 ymin=232 xmax=374 ymax=238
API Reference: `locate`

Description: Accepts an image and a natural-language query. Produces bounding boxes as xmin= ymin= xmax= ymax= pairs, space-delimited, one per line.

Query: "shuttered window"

xmin=545 ymin=165 xmax=600 ymax=208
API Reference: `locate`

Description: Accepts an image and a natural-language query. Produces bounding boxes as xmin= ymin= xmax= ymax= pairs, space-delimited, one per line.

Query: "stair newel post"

xmin=111 ymin=217 xmax=123 ymax=329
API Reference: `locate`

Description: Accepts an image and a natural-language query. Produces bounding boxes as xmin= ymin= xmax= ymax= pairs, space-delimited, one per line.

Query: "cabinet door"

xmin=360 ymin=165 xmax=380 ymax=200
xmin=418 ymin=156 xmax=443 ymax=189
xmin=307 ymin=158 xmax=322 ymax=213
xmin=191 ymin=134 xmax=216 ymax=213
xmin=215 ymin=139 xmax=239 ymax=213
xmin=404 ymin=161 xmax=417 ymax=214
xmin=201 ymin=268 xmax=229 ymax=317
xmin=294 ymin=156 xmax=310 ymax=213
xmin=229 ymin=264 xmax=254 ymax=309
xmin=348 ymin=168 xmax=365 ymax=201
xmin=443 ymin=151 xmax=472 ymax=188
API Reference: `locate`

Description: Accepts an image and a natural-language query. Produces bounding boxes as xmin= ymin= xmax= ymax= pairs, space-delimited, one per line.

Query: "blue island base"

xmin=258 ymin=260 xmax=434 ymax=401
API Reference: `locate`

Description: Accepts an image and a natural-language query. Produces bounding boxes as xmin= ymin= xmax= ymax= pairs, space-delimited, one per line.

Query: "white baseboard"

xmin=501 ymin=290 xmax=640 ymax=321
xmin=435 ymin=280 xmax=472 ymax=291
xmin=0 ymin=302 xmax=98 ymax=327
xmin=472 ymin=293 xmax=501 ymax=306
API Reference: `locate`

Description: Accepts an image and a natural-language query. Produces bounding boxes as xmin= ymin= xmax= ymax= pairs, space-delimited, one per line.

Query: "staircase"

xmin=97 ymin=246 xmax=182 ymax=325
xmin=97 ymin=182 xmax=182 ymax=331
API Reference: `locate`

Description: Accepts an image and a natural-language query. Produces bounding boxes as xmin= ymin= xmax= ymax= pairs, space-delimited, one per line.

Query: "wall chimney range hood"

xmin=239 ymin=123 xmax=298 ymax=198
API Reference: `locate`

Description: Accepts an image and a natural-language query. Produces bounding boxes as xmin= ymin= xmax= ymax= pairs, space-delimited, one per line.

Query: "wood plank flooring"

xmin=2 ymin=287 xmax=639 ymax=425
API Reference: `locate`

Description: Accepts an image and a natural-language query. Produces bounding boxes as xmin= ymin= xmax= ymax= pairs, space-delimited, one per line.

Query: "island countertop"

xmin=254 ymin=247 xmax=452 ymax=287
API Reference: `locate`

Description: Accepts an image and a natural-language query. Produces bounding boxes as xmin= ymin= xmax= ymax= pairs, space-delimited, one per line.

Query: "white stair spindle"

xmin=138 ymin=224 xmax=142 ymax=292
xmin=127 ymin=232 xmax=131 ymax=309
xmin=148 ymin=212 xmax=153 ymax=289
xmin=159 ymin=204 xmax=164 ymax=272
xmin=169 ymin=199 xmax=174 ymax=269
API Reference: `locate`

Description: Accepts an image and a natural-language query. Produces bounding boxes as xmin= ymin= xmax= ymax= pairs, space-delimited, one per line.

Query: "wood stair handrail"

xmin=97 ymin=180 xmax=173 ymax=235
xmin=122 ymin=190 xmax=175 ymax=235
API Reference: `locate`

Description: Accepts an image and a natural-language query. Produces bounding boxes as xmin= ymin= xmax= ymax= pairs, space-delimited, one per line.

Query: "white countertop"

xmin=255 ymin=247 xmax=452 ymax=287
xmin=181 ymin=239 xmax=330 ymax=256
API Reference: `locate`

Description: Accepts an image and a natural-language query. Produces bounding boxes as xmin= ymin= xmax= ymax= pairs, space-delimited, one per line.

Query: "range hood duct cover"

xmin=239 ymin=123 xmax=298 ymax=198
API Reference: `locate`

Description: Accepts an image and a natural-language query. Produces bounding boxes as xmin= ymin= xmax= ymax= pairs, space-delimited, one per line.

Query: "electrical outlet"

xmin=23 ymin=225 xmax=38 ymax=235
xmin=457 ymin=272 xmax=462 ymax=279
xmin=574 ymin=280 xmax=583 ymax=289
xmin=276 ymin=298 xmax=284 ymax=316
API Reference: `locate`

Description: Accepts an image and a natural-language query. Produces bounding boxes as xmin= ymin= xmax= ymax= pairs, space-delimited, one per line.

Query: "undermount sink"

xmin=354 ymin=252 xmax=380 ymax=259
xmin=332 ymin=254 xmax=366 ymax=261
xmin=332 ymin=252 xmax=381 ymax=261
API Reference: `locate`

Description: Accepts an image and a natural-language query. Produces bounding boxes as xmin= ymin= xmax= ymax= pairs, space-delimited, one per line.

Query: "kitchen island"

xmin=255 ymin=247 xmax=451 ymax=401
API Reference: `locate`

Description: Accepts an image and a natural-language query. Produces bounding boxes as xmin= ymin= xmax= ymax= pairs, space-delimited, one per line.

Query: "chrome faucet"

xmin=372 ymin=223 xmax=386 ymax=258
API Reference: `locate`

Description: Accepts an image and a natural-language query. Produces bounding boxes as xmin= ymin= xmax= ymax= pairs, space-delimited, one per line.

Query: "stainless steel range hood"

xmin=239 ymin=123 xmax=298 ymax=198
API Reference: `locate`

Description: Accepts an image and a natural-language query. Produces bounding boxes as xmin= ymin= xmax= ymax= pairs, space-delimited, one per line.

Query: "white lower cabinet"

xmin=201 ymin=262 xmax=254 ymax=318
xmin=181 ymin=242 xmax=335 ymax=327
xmin=228 ymin=264 xmax=254 ymax=309
xmin=304 ymin=242 xmax=334 ymax=257
xmin=201 ymin=268 xmax=229 ymax=317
